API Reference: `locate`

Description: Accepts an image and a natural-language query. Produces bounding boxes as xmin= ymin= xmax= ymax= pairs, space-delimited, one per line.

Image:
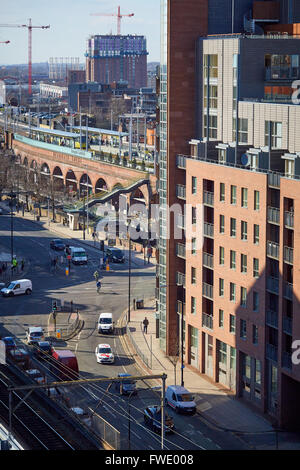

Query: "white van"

xmin=26 ymin=326 xmax=45 ymax=345
xmin=1 ymin=279 xmax=32 ymax=297
xmin=69 ymin=246 xmax=88 ymax=265
xmin=98 ymin=313 xmax=114 ymax=334
xmin=165 ymin=385 xmax=196 ymax=414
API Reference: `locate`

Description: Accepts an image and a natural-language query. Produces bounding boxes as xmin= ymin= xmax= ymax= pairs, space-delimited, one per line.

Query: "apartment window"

xmin=220 ymin=183 xmax=225 ymax=202
xmin=204 ymin=53 xmax=218 ymax=78
xmin=253 ymin=291 xmax=259 ymax=312
xmin=230 ymin=218 xmax=236 ymax=237
xmin=253 ymin=325 xmax=258 ymax=345
xmin=192 ymin=238 xmax=196 ymax=255
xmin=219 ymin=278 xmax=224 ymax=297
xmin=265 ymin=121 xmax=282 ymax=149
xmin=191 ymin=296 xmax=196 ymax=315
xmin=219 ymin=309 xmax=224 ymax=328
xmin=230 ymin=185 xmax=237 ymax=205
xmin=241 ymin=254 xmax=247 ymax=274
xmin=233 ymin=118 xmax=248 ymax=144
xmin=191 ymin=267 xmax=196 ymax=285
xmin=240 ymin=319 xmax=247 ymax=340
xmin=192 ymin=207 xmax=197 ymax=225
xmin=241 ymin=221 xmax=248 ymax=241
xmin=253 ymin=258 xmax=259 ymax=278
xmin=192 ymin=176 xmax=197 ymax=195
xmin=241 ymin=188 xmax=248 ymax=208
xmin=204 ymin=84 xmax=218 ymax=109
xmin=241 ymin=287 xmax=247 ymax=307
xmin=230 ymin=250 xmax=236 ymax=270
xmin=230 ymin=282 xmax=236 ymax=302
xmin=204 ymin=114 xmax=218 ymax=140
xmin=254 ymin=224 xmax=260 ymax=245
xmin=254 ymin=191 xmax=260 ymax=211
xmin=230 ymin=314 xmax=236 ymax=334
xmin=220 ymin=215 xmax=225 ymax=234
xmin=219 ymin=246 xmax=225 ymax=265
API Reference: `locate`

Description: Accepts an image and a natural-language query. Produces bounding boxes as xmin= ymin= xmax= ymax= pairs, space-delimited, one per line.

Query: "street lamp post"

xmin=128 ymin=233 xmax=132 ymax=323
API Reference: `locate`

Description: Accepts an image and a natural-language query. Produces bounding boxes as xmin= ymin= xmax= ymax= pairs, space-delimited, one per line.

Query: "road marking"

xmin=198 ymin=401 xmax=212 ymax=412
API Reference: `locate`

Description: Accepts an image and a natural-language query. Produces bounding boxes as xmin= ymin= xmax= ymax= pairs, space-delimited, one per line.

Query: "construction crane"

xmin=0 ymin=19 xmax=50 ymax=95
xmin=0 ymin=40 xmax=10 ymax=44
xmin=90 ymin=5 xmax=134 ymax=35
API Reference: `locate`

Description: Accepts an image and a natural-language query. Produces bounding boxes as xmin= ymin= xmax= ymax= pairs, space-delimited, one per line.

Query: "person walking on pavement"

xmin=147 ymin=246 xmax=152 ymax=264
xmin=143 ymin=317 xmax=149 ymax=334
xmin=96 ymin=280 xmax=102 ymax=294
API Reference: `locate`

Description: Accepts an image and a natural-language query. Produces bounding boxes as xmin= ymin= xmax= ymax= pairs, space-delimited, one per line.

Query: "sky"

xmin=0 ymin=0 xmax=161 ymax=65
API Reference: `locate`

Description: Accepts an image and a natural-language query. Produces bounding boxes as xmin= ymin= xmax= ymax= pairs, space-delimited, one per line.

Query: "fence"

xmin=89 ymin=409 xmax=120 ymax=450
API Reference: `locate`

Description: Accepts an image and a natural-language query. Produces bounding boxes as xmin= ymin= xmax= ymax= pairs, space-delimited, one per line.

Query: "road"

xmin=0 ymin=210 xmax=249 ymax=451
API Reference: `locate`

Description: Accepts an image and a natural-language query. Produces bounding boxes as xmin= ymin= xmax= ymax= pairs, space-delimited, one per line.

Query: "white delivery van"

xmin=69 ymin=246 xmax=88 ymax=265
xmin=26 ymin=326 xmax=45 ymax=345
xmin=1 ymin=279 xmax=32 ymax=297
xmin=165 ymin=385 xmax=196 ymax=414
xmin=98 ymin=313 xmax=114 ymax=334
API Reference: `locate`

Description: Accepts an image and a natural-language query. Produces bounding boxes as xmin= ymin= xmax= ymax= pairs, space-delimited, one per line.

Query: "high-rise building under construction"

xmin=85 ymin=34 xmax=148 ymax=89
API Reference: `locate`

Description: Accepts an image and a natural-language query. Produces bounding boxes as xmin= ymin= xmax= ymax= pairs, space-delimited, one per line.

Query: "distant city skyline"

xmin=0 ymin=0 xmax=160 ymax=65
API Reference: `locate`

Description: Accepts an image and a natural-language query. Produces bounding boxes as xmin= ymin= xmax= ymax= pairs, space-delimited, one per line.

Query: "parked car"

xmin=26 ymin=326 xmax=45 ymax=345
xmin=105 ymin=247 xmax=125 ymax=264
xmin=115 ymin=373 xmax=137 ymax=395
xmin=95 ymin=344 xmax=115 ymax=364
xmin=1 ymin=279 xmax=32 ymax=297
xmin=143 ymin=405 xmax=175 ymax=434
xmin=1 ymin=336 xmax=17 ymax=352
xmin=34 ymin=341 xmax=53 ymax=360
xmin=165 ymin=385 xmax=196 ymax=414
xmin=50 ymin=239 xmax=66 ymax=251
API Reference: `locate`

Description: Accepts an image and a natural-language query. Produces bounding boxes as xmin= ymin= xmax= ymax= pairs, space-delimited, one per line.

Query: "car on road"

xmin=115 ymin=373 xmax=137 ymax=395
xmin=105 ymin=247 xmax=125 ymax=264
xmin=1 ymin=279 xmax=32 ymax=297
xmin=95 ymin=344 xmax=115 ymax=364
xmin=26 ymin=326 xmax=45 ymax=346
xmin=143 ymin=405 xmax=175 ymax=434
xmin=165 ymin=385 xmax=197 ymax=414
xmin=1 ymin=336 xmax=17 ymax=352
xmin=50 ymin=239 xmax=66 ymax=251
xmin=34 ymin=341 xmax=53 ymax=360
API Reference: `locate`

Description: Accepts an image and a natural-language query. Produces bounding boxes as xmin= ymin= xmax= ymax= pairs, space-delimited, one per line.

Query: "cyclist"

xmin=96 ymin=280 xmax=102 ymax=294
xmin=93 ymin=270 xmax=99 ymax=282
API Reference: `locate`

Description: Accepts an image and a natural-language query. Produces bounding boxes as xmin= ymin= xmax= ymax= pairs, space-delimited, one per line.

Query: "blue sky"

xmin=0 ymin=0 xmax=160 ymax=65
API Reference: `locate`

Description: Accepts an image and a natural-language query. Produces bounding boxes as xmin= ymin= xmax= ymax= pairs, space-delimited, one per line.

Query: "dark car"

xmin=105 ymin=247 xmax=125 ymax=263
xmin=1 ymin=336 xmax=17 ymax=352
xmin=34 ymin=341 xmax=53 ymax=360
xmin=143 ymin=405 xmax=175 ymax=434
xmin=115 ymin=373 xmax=137 ymax=395
xmin=50 ymin=239 xmax=66 ymax=251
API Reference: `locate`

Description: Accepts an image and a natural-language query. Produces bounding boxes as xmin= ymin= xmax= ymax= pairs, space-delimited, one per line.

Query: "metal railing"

xmin=203 ymin=190 xmax=214 ymax=206
xmin=177 ymin=214 xmax=185 ymax=230
xmin=176 ymin=271 xmax=186 ymax=287
xmin=282 ymin=351 xmax=292 ymax=370
xmin=202 ymin=313 xmax=213 ymax=330
xmin=284 ymin=281 xmax=293 ymax=301
xmin=267 ymin=206 xmax=280 ymax=224
xmin=176 ymin=154 xmax=186 ymax=169
xmin=126 ymin=324 xmax=151 ymax=369
xmin=284 ymin=246 xmax=294 ymax=265
xmin=268 ymin=172 xmax=281 ymax=188
xmin=89 ymin=408 xmax=120 ymax=450
xmin=176 ymin=243 xmax=186 ymax=259
xmin=203 ymin=252 xmax=214 ymax=269
xmin=266 ymin=309 xmax=278 ymax=329
xmin=202 ymin=282 xmax=213 ymax=300
xmin=283 ymin=316 xmax=293 ymax=335
xmin=176 ymin=184 xmax=186 ymax=200
xmin=266 ymin=343 xmax=278 ymax=362
xmin=267 ymin=241 xmax=279 ymax=260
xmin=284 ymin=211 xmax=294 ymax=228
xmin=266 ymin=276 xmax=279 ymax=294
xmin=204 ymin=222 xmax=214 ymax=238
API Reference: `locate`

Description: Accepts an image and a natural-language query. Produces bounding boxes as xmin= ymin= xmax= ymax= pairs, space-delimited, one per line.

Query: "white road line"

xmin=130 ymin=429 xmax=142 ymax=440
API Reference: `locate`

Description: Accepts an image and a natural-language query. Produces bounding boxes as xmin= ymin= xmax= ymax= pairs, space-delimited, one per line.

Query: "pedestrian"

xmin=94 ymin=270 xmax=99 ymax=282
xmin=147 ymin=246 xmax=152 ymax=264
xmin=143 ymin=317 xmax=149 ymax=334
xmin=96 ymin=280 xmax=101 ymax=294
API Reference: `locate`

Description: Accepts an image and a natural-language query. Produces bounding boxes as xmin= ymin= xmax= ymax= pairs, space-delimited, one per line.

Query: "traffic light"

xmin=52 ymin=300 xmax=57 ymax=312
xmin=100 ymin=240 xmax=104 ymax=252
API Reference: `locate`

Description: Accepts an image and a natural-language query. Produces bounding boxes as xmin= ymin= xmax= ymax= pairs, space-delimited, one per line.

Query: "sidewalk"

xmin=122 ymin=299 xmax=300 ymax=450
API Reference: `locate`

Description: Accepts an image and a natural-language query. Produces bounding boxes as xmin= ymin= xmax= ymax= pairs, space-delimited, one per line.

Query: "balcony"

xmin=177 ymin=301 xmax=186 ymax=316
xmin=266 ymin=276 xmax=279 ymax=295
xmin=176 ymin=184 xmax=186 ymax=200
xmin=202 ymin=282 xmax=213 ymax=300
xmin=266 ymin=343 xmax=278 ymax=362
xmin=284 ymin=281 xmax=293 ymax=301
xmin=268 ymin=172 xmax=280 ymax=188
xmin=176 ymin=243 xmax=186 ymax=259
xmin=284 ymin=211 xmax=294 ymax=229
xmin=203 ymin=252 xmax=214 ymax=269
xmin=203 ymin=222 xmax=214 ymax=238
xmin=282 ymin=351 xmax=292 ymax=370
xmin=267 ymin=206 xmax=280 ymax=225
xmin=266 ymin=309 xmax=278 ymax=329
xmin=284 ymin=246 xmax=294 ymax=265
xmin=283 ymin=316 xmax=292 ymax=336
xmin=202 ymin=312 xmax=213 ymax=330
xmin=176 ymin=272 xmax=186 ymax=287
xmin=177 ymin=214 xmax=185 ymax=230
xmin=267 ymin=241 xmax=279 ymax=260
xmin=203 ymin=190 xmax=214 ymax=207
xmin=176 ymin=154 xmax=186 ymax=169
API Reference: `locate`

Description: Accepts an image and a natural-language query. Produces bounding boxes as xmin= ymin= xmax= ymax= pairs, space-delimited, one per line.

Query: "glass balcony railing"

xmin=176 ymin=184 xmax=186 ymax=200
xmin=176 ymin=243 xmax=186 ymax=259
xmin=284 ymin=246 xmax=294 ymax=265
xmin=203 ymin=190 xmax=214 ymax=207
xmin=266 ymin=309 xmax=278 ymax=328
xmin=176 ymin=154 xmax=186 ymax=169
xmin=203 ymin=222 xmax=214 ymax=238
xmin=284 ymin=281 xmax=293 ymax=301
xmin=202 ymin=312 xmax=213 ymax=330
xmin=266 ymin=276 xmax=279 ymax=294
xmin=203 ymin=252 xmax=214 ymax=269
xmin=266 ymin=343 xmax=278 ymax=362
xmin=282 ymin=351 xmax=292 ymax=370
xmin=202 ymin=282 xmax=213 ymax=300
xmin=267 ymin=206 xmax=280 ymax=225
xmin=267 ymin=241 xmax=279 ymax=260
xmin=284 ymin=211 xmax=294 ymax=229
xmin=283 ymin=316 xmax=292 ymax=336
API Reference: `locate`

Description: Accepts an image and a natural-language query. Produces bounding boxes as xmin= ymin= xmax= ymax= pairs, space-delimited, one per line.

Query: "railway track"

xmin=0 ymin=364 xmax=100 ymax=450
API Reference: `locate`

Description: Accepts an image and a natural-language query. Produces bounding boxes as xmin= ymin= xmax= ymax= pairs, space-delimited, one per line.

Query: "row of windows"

xmin=219 ymin=184 xmax=260 ymax=209
xmin=240 ymin=320 xmax=259 ymax=344
xmin=191 ymin=288 xmax=260 ymax=312
xmin=218 ymin=249 xmax=259 ymax=277
xmin=219 ymin=217 xmax=260 ymax=244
